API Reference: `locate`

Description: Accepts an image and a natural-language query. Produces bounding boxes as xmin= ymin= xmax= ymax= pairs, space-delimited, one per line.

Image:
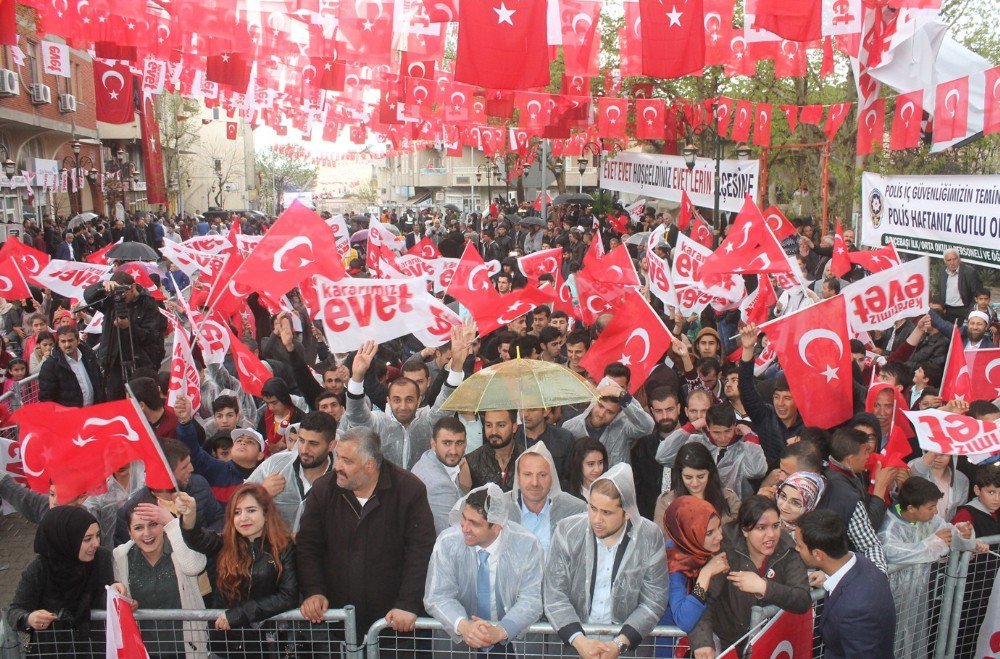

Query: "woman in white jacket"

xmin=113 ymin=498 xmax=209 ymax=657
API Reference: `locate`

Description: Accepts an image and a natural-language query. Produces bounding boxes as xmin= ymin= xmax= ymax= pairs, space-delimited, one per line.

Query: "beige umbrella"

xmin=441 ymin=358 xmax=598 ymax=412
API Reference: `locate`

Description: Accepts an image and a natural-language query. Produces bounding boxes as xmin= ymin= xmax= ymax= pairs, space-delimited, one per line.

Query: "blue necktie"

xmin=476 ymin=549 xmax=491 ymax=620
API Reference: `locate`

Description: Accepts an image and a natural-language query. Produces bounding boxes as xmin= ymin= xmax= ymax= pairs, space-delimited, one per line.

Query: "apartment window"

xmin=25 ymin=40 xmax=38 ymax=86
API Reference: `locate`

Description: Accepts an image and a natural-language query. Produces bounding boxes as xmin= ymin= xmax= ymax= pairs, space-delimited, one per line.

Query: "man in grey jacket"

xmin=561 ymin=382 xmax=655 ymax=467
xmin=544 ymin=464 xmax=668 ymax=657
xmin=343 ymin=325 xmax=473 ymax=468
xmin=246 ymin=411 xmax=337 ymax=531
xmin=424 ymin=484 xmax=544 ymax=656
xmin=504 ymin=444 xmax=585 ymax=555
xmin=412 ymin=417 xmax=472 ymax=535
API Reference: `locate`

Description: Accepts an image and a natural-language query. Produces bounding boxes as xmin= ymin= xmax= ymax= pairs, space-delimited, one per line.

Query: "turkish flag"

xmin=0 ymin=238 xmax=50 ymax=281
xmin=890 ymin=90 xmax=924 ymax=150
xmin=561 ymin=0 xmax=602 ymax=76
xmin=689 ymin=215 xmax=714 ymax=249
xmin=856 ymin=98 xmax=885 ymax=156
xmin=579 ymin=289 xmax=671 ymax=393
xmin=761 ymin=295 xmax=854 ymax=428
xmin=639 ymin=0 xmax=705 ymax=78
xmin=597 ymin=97 xmax=628 ymax=138
xmin=729 ymin=100 xmax=753 ymax=142
xmin=798 ymin=104 xmax=823 ymax=126
xmin=830 ymin=219 xmax=851 ymax=278
xmin=119 ymin=263 xmax=165 ymax=301
xmin=106 ymin=588 xmax=149 ymax=659
xmin=139 ymin=93 xmax=167 ymax=206
xmin=407 ymin=237 xmax=442 ymax=260
xmin=781 ymin=104 xmax=799 ymax=133
xmin=761 ymin=206 xmax=797 ymax=241
xmin=966 ymin=348 xmax=1000 ymax=402
xmin=0 ymin=259 xmax=31 ymax=301
xmin=226 ymin=122 xmax=238 ymax=140
xmin=636 ymin=99 xmax=666 ymax=139
xmin=201 ymin=249 xmax=253 ymax=319
xmin=700 ymin=197 xmax=788 ymax=278
xmin=229 ymin=326 xmax=272 ymax=397
xmin=740 ymin=274 xmax=775 ymax=326
xmin=86 ymin=238 xmax=123 ymax=266
xmin=847 ymin=242 xmax=900 ymax=273
xmin=985 ymin=65 xmax=1000 ymax=135
xmin=715 ymin=96 xmax=735 ymax=137
xmin=206 ymin=53 xmax=251 ymax=93
xmin=518 ymin=247 xmax=563 ymax=281
xmin=678 ymin=190 xmax=696 ymax=231
xmin=455 ymin=0 xmax=549 ymax=89
xmin=12 ymin=399 xmax=176 ymax=503
xmin=93 ymin=60 xmax=135 ymax=124
xmin=941 ymin=324 xmax=972 ymax=403
xmin=933 ymin=75 xmax=970 ymax=143
xmin=752 ymin=102 xmax=773 ymax=146
xmin=824 ymin=102 xmax=851 ymax=140
xmin=752 ymin=0 xmax=820 ymax=41
xmin=747 ymin=609 xmax=814 ymax=658
xmin=232 ymin=201 xmax=345 ymax=299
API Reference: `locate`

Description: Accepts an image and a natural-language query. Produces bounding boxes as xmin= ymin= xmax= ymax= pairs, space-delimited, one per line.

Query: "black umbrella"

xmin=552 ymin=192 xmax=595 ymax=205
xmin=107 ymin=241 xmax=159 ymax=262
xmin=516 ymin=216 xmax=545 ymax=227
xmin=443 ymin=203 xmax=461 ymax=212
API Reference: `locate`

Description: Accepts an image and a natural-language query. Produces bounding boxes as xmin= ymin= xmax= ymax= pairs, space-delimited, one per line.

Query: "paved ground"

xmin=0 ymin=514 xmax=38 ymax=607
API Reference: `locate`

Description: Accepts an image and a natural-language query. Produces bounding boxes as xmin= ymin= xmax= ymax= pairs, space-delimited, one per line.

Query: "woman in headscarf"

xmin=6 ymin=506 xmax=124 ymax=657
xmin=656 ymin=496 xmax=730 ymax=657
xmin=775 ymin=471 xmax=826 ymax=536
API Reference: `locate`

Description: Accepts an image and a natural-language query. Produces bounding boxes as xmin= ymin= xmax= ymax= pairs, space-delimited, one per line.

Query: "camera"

xmin=112 ymin=286 xmax=130 ymax=320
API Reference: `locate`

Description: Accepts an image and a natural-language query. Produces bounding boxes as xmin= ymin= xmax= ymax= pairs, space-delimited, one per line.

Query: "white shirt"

xmin=442 ymin=462 xmax=461 ymax=484
xmin=297 ymin=455 xmax=332 ymax=496
xmin=824 ymin=552 xmax=857 ymax=595
xmin=945 ymin=270 xmax=962 ymax=307
xmin=589 ymin=527 xmax=627 ymax=624
xmin=454 ymin=531 xmax=503 ymax=633
xmin=65 ymin=349 xmax=94 ymax=407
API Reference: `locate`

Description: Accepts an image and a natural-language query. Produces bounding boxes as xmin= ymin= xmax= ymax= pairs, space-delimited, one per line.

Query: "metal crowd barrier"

xmin=937 ymin=533 xmax=1000 ymax=659
xmin=363 ymin=617 xmax=687 ymax=659
xmin=1 ymin=607 xmax=359 ymax=659
xmin=748 ymin=589 xmax=826 ymax=659
xmin=0 ymin=373 xmax=39 ymax=414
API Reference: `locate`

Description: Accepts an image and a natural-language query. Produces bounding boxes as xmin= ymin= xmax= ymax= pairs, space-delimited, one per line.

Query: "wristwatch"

xmin=613 ymin=636 xmax=629 ymax=654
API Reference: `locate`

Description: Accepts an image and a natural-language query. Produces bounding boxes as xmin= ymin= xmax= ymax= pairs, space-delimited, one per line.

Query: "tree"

xmin=349 ymin=179 xmax=380 ymax=206
xmin=158 ymin=93 xmax=201 ymax=213
xmin=255 ymin=151 xmax=319 ymax=214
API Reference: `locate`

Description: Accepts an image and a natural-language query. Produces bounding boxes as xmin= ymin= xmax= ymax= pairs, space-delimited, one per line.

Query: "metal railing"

xmin=938 ymin=533 xmax=1000 ymax=659
xmin=2 ymin=607 xmax=358 ymax=659
xmin=0 ymin=374 xmax=39 ymax=414
xmin=363 ymin=617 xmax=686 ymax=659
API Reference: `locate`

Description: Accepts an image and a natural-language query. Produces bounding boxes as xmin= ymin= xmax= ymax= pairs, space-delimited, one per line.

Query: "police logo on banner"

xmin=868 ymin=188 xmax=884 ymax=229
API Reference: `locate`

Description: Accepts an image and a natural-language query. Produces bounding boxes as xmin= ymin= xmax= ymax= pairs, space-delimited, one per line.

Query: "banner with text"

xmin=860 ymin=173 xmax=1000 ymax=269
xmin=600 ymin=152 xmax=760 ymax=213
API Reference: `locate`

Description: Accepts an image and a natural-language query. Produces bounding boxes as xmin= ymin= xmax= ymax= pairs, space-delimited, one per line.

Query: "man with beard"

xmin=246 ymin=411 xmax=338 ymax=532
xmin=516 ymin=408 xmax=575 ymax=481
xmin=467 ymin=410 xmax=524 ymax=491
xmin=929 ymin=308 xmax=995 ymax=349
xmin=412 ymin=417 xmax=472 ymax=535
xmin=630 ymin=388 xmax=680 ymax=520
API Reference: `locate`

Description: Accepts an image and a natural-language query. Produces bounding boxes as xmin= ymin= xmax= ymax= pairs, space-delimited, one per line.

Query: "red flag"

xmin=933 ymin=75 xmax=970 ymax=143
xmin=782 ymin=104 xmax=799 ymax=133
xmin=138 ymin=93 xmax=167 ymax=205
xmin=752 ymin=102 xmax=772 ymax=146
xmin=597 ymin=97 xmax=628 ymax=138
xmin=985 ymin=65 xmax=1000 ymax=135
xmin=966 ymin=348 xmax=1000 ymax=402
xmin=93 ymin=60 xmax=135 ymax=124
xmin=226 ymin=122 xmax=238 ymax=140
xmin=0 ymin=259 xmax=32 ymax=301
xmin=760 ymin=206 xmax=797 ymax=241
xmin=635 ymin=99 xmax=667 ymax=139
xmin=678 ymin=190 xmax=696 ymax=231
xmin=119 ymin=263 xmax=165 ymax=301
xmin=607 ymin=212 xmax=628 ymax=234
xmin=407 ymin=237 xmax=442 ymax=260
xmin=12 ymin=399 xmax=176 ymax=503
xmin=831 ymin=219 xmax=851 ymax=278
xmin=761 ymin=295 xmax=854 ymax=428
xmin=847 ymin=242 xmax=900 ymax=273
xmin=455 ymin=0 xmax=548 ymax=89
xmin=200 ymin=249 xmax=251 ymax=319
xmin=890 ymin=90 xmax=924 ymax=150
xmin=579 ymin=289 xmax=671 ymax=393
xmin=699 ymin=197 xmax=788 ymax=278
xmin=752 ymin=0 xmax=821 ymax=42
xmin=747 ymin=610 xmax=814 ymax=657
xmin=824 ymin=102 xmax=851 ymax=140
xmin=729 ymin=100 xmax=753 ymax=143
xmin=165 ymin=315 xmax=201 ymax=411
xmin=639 ymin=0 xmax=705 ymax=78
xmin=518 ymin=247 xmax=563 ymax=282
xmin=205 ymin=52 xmax=251 ymax=92
xmin=740 ymin=275 xmax=776 ymax=326
xmin=230 ymin=326 xmax=272 ymax=397
xmin=106 ymin=588 xmax=149 ymax=659
xmin=0 ymin=237 xmax=51 ymax=280
xmin=232 ymin=201 xmax=345 ymax=298
xmin=941 ymin=324 xmax=972 ymax=402
xmin=86 ymin=238 xmax=123 ymax=265
xmin=689 ymin=214 xmax=714 ymax=249
xmin=856 ymin=98 xmax=885 ymax=156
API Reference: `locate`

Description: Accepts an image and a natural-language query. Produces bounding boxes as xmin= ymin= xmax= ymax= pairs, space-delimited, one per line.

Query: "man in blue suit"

xmin=795 ymin=510 xmax=896 ymax=659
xmin=54 ymin=230 xmax=76 ymax=260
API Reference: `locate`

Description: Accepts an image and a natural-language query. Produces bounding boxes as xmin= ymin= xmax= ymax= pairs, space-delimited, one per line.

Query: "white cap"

xmin=232 ymin=428 xmax=265 ymax=452
xmin=969 ymin=310 xmax=990 ymax=324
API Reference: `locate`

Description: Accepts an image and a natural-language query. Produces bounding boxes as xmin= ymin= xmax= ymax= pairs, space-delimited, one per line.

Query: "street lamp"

xmin=114 ymin=147 xmax=139 ymax=214
xmin=581 ymin=140 xmax=602 ymax=200
xmin=576 ymin=157 xmax=587 ymax=194
xmin=476 ymin=163 xmax=494 ymax=212
xmin=61 ymin=139 xmax=97 ymax=216
xmin=735 ymin=143 xmax=753 ymax=161
xmin=682 ymin=144 xmax=699 ymax=171
xmin=0 ymin=143 xmax=15 ymax=181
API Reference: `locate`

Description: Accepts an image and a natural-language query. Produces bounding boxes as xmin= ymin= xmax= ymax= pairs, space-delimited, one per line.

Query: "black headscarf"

xmin=34 ymin=506 xmax=103 ymax=626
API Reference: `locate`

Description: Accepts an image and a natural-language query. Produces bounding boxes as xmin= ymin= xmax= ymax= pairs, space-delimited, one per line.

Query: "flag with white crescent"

xmin=940 ymin=324 xmax=972 ymax=403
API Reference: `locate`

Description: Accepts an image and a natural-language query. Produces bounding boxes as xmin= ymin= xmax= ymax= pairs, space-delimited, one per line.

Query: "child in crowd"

xmin=909 ymin=450 xmax=968 ymax=522
xmin=880 ymin=476 xmax=978 ymax=658
xmin=1 ymin=358 xmax=28 ymax=395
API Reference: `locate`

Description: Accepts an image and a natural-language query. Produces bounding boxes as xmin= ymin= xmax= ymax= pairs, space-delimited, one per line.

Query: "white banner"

xmin=40 ymin=40 xmax=70 ymax=77
xmin=860 ymin=173 xmax=1000 ymax=269
xmin=903 ymin=408 xmax=1000 ymax=456
xmin=669 ymin=233 xmax=744 ymax=314
xmin=314 ymin=276 xmax=459 ymax=351
xmin=161 ymin=241 xmax=227 ymax=278
xmin=182 ymin=235 xmax=230 ymax=254
xmin=841 ymin=256 xmax=930 ymax=332
xmin=166 ymin=318 xmax=201 ymax=411
xmin=33 ymin=260 xmax=112 ymax=300
xmin=600 ymin=152 xmax=759 ymax=213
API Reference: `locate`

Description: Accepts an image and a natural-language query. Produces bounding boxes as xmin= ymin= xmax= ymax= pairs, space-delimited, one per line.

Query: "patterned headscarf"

xmin=777 ymin=471 xmax=826 ymax=521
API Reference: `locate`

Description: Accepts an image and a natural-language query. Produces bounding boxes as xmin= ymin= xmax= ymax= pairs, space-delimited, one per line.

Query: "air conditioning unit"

xmin=0 ymin=69 xmax=17 ymax=97
xmin=29 ymin=83 xmax=51 ymax=105
xmin=58 ymin=94 xmax=77 ymax=113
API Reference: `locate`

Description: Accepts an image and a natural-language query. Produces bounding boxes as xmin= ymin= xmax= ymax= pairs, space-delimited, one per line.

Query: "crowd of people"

xmin=0 ymin=198 xmax=998 ymax=659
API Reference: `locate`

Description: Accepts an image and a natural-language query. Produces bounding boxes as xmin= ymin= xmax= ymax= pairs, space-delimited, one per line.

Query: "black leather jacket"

xmin=181 ymin=525 xmax=299 ymax=626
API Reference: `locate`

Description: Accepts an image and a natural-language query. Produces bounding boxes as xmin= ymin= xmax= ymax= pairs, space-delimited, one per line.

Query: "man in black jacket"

xmin=83 ymin=271 xmax=167 ymax=400
xmin=940 ymin=249 xmax=981 ymax=323
xmin=38 ymin=325 xmax=105 ymax=407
